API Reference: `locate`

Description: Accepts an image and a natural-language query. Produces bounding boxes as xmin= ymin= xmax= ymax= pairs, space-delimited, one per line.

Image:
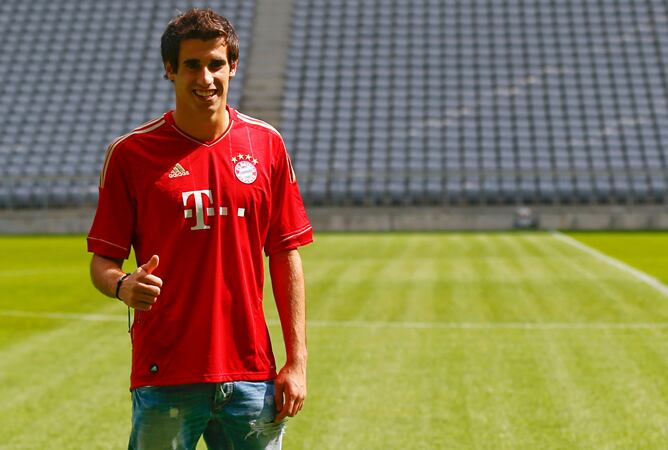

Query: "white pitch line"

xmin=308 ymin=320 xmax=668 ymax=330
xmin=550 ymin=230 xmax=668 ymax=298
xmin=306 ymin=319 xmax=668 ymax=330
xmin=2 ymin=309 xmax=668 ymax=330
xmin=0 ymin=309 xmax=126 ymax=322
xmin=0 ymin=268 xmax=81 ymax=278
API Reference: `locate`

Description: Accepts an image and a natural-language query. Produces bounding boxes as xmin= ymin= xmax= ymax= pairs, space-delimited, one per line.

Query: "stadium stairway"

xmin=239 ymin=0 xmax=295 ymax=127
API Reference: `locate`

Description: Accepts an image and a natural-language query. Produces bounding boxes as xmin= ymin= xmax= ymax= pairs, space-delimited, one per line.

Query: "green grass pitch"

xmin=1 ymin=231 xmax=668 ymax=449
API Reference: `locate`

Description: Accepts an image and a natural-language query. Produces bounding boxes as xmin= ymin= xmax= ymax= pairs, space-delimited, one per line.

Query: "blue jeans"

xmin=128 ymin=381 xmax=285 ymax=450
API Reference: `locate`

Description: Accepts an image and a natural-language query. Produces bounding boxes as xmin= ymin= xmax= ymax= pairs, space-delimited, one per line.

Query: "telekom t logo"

xmin=182 ymin=190 xmax=212 ymax=230
xmin=182 ymin=190 xmax=245 ymax=231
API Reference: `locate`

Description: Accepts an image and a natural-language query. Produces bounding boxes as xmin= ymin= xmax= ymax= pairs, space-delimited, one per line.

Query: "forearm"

xmin=90 ymin=254 xmax=126 ymax=298
xmin=269 ymin=249 xmax=308 ymax=365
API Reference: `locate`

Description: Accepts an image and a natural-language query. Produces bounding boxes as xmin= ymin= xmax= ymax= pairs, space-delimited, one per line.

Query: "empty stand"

xmin=282 ymin=0 xmax=668 ymax=206
xmin=2 ymin=0 xmax=668 ymax=209
xmin=0 ymin=0 xmax=254 ymax=208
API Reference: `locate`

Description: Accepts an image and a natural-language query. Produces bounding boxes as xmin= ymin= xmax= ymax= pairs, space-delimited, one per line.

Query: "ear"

xmin=229 ymin=60 xmax=238 ymax=78
xmin=164 ymin=62 xmax=176 ymax=81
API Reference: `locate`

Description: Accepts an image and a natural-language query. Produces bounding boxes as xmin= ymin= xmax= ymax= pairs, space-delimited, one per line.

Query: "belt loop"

xmin=212 ymin=382 xmax=234 ymax=412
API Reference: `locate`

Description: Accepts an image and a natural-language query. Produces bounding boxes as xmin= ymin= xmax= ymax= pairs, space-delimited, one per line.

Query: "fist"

xmin=118 ymin=255 xmax=163 ymax=311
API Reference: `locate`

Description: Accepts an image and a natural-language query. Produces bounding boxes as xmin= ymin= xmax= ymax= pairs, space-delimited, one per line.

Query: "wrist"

xmin=115 ymin=273 xmax=131 ymax=302
xmin=286 ymin=352 xmax=308 ymax=366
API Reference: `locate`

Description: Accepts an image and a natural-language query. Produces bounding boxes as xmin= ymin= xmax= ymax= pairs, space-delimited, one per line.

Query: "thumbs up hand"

xmin=117 ymin=255 xmax=163 ymax=311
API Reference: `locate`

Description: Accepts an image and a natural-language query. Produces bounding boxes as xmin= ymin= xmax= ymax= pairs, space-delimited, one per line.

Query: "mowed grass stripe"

xmin=478 ymin=236 xmax=574 ymax=448
xmin=609 ymin=334 xmax=668 ymax=442
xmin=564 ymin=332 xmax=668 ymax=445
xmin=496 ymin=234 xmax=548 ymax=322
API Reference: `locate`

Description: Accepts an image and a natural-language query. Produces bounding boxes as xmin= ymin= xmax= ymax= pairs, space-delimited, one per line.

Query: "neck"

xmin=173 ymin=106 xmax=230 ymax=142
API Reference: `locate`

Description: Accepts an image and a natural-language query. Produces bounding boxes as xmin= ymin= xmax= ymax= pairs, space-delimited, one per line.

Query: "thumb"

xmin=140 ymin=254 xmax=160 ymax=274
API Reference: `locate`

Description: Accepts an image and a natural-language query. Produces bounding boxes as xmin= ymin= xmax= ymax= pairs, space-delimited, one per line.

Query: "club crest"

xmin=232 ymin=154 xmax=258 ymax=184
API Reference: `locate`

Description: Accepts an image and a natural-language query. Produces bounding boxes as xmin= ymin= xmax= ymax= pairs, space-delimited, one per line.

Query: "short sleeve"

xmin=264 ymin=136 xmax=313 ymax=256
xmin=87 ymin=141 xmax=135 ymax=260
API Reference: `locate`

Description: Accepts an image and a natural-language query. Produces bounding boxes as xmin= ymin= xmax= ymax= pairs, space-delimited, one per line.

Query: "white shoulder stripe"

xmin=133 ymin=115 xmax=166 ymax=131
xmin=236 ymin=112 xmax=282 ymax=137
xmin=99 ymin=119 xmax=166 ymax=188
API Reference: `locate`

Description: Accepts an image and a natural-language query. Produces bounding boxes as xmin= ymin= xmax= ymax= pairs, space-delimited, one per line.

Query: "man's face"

xmin=165 ymin=38 xmax=237 ymax=117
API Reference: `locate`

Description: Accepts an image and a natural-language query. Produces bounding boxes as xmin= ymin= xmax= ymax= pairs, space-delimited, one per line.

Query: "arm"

xmin=90 ymin=254 xmax=162 ymax=311
xmin=269 ymin=248 xmax=307 ymax=422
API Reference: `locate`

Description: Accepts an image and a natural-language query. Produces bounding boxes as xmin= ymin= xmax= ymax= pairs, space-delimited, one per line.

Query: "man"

xmin=87 ymin=8 xmax=312 ymax=450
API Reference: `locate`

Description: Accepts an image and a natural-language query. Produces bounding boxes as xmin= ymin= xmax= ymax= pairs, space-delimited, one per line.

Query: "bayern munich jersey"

xmin=87 ymin=107 xmax=313 ymax=389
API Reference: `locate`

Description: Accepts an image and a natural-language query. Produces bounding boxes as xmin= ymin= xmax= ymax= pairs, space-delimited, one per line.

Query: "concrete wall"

xmin=308 ymin=206 xmax=668 ymax=231
xmin=0 ymin=209 xmax=96 ymax=234
xmin=0 ymin=205 xmax=666 ymax=234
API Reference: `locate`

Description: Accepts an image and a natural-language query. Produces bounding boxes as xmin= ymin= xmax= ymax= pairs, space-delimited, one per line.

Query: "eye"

xmin=209 ymin=60 xmax=226 ymax=71
xmin=183 ymin=60 xmax=200 ymax=70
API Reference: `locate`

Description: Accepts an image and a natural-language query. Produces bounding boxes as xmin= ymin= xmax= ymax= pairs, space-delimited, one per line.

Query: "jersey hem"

xmin=129 ymin=370 xmax=277 ymax=390
xmin=265 ymin=226 xmax=314 ymax=256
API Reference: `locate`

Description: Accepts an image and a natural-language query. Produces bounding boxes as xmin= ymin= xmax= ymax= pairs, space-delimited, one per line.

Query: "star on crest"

xmin=231 ymin=154 xmax=259 ymax=165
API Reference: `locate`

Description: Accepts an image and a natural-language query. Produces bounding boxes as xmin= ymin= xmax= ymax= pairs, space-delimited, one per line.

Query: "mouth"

xmin=193 ymin=89 xmax=218 ymax=101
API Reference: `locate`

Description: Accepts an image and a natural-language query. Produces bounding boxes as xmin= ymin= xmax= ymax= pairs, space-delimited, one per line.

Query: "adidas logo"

xmin=168 ymin=163 xmax=190 ymax=178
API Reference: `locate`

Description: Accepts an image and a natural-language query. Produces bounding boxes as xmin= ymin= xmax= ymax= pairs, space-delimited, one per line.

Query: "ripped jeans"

xmin=128 ymin=381 xmax=285 ymax=450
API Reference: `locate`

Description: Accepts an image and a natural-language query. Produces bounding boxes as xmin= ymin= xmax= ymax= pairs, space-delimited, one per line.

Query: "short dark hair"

xmin=161 ymin=8 xmax=239 ymax=75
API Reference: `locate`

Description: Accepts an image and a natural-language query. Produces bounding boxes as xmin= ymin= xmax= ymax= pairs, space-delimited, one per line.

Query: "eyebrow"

xmin=182 ymin=58 xmax=227 ymax=66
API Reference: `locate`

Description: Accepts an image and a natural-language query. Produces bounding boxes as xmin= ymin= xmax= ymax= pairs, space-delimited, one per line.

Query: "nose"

xmin=198 ymin=67 xmax=214 ymax=85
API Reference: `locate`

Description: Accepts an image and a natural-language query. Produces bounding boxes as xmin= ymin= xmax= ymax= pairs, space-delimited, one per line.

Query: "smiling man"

xmin=87 ymin=9 xmax=312 ymax=450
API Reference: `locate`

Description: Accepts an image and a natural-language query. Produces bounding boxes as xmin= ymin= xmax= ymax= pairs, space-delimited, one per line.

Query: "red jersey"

xmin=87 ymin=107 xmax=313 ymax=389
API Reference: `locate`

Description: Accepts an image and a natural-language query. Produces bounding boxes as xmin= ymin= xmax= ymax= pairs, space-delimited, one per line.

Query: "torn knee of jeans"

xmin=244 ymin=419 xmax=286 ymax=440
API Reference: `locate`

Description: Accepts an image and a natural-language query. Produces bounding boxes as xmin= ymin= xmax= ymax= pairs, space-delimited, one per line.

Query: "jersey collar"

xmin=165 ymin=106 xmax=236 ymax=147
